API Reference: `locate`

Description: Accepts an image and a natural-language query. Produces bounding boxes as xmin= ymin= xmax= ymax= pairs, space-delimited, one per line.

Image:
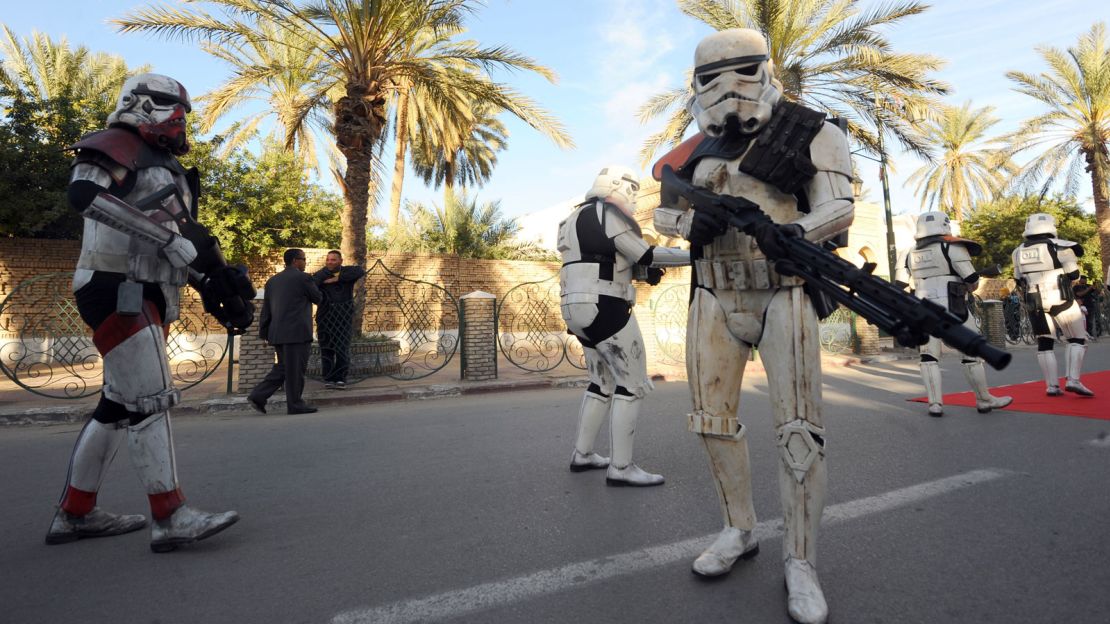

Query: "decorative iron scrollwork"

xmin=0 ymin=272 xmax=228 ymax=399
xmin=649 ymin=283 xmax=689 ymax=366
xmin=497 ymin=275 xmax=576 ymax=372
xmin=818 ymin=306 xmax=853 ymax=354
xmin=307 ymin=259 xmax=460 ymax=382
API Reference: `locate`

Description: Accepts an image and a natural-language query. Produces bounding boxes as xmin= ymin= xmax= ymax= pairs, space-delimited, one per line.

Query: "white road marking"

xmin=331 ymin=468 xmax=1013 ymax=624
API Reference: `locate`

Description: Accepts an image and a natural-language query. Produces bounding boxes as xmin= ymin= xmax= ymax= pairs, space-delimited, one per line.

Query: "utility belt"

xmin=560 ymin=281 xmax=637 ymax=304
xmin=694 ymin=257 xmax=805 ymax=291
xmin=560 ymin=262 xmax=636 ymax=303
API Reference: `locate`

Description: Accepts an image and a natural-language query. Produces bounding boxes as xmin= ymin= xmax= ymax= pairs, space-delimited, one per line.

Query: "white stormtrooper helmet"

xmin=687 ymin=29 xmax=782 ymax=137
xmin=915 ymin=211 xmax=952 ymax=240
xmin=586 ymin=165 xmax=640 ymax=216
xmin=1023 ymin=212 xmax=1057 ymax=238
xmin=108 ymin=73 xmax=192 ymax=155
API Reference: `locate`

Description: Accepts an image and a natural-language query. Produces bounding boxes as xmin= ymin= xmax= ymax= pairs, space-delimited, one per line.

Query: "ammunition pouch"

xmin=947 ymin=281 xmax=969 ymax=322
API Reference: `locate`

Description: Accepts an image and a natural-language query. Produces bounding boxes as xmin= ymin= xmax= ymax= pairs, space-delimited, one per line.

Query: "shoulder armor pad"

xmin=652 ymin=133 xmax=706 ymax=181
xmin=809 ymin=121 xmax=853 ymax=178
xmin=1051 ymin=238 xmax=1082 ymax=254
xmin=600 ymin=201 xmax=642 ymax=237
xmin=69 ymin=128 xmax=147 ymax=172
xmin=942 ymin=235 xmax=983 ymax=257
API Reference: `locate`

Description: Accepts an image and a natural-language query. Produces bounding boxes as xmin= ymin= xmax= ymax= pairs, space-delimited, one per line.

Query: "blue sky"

xmin=3 ymin=0 xmax=1107 ymax=236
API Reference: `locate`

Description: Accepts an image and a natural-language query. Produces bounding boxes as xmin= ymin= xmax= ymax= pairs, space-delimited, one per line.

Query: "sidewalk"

xmin=0 ymin=346 xmax=916 ymax=426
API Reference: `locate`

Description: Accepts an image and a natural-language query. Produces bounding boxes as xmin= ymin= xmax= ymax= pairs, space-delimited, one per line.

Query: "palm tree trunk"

xmin=335 ymin=84 xmax=386 ymax=337
xmin=387 ymin=91 xmax=410 ymax=231
xmin=1086 ymin=148 xmax=1110 ymax=282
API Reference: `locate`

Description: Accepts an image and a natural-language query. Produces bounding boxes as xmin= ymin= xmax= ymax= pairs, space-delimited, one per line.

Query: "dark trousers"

xmin=317 ymin=305 xmax=354 ymax=383
xmin=250 ymin=342 xmax=310 ymax=410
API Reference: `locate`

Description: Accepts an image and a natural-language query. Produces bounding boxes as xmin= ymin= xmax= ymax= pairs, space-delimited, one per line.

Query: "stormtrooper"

xmin=558 ymin=165 xmax=689 ymax=486
xmin=652 ymin=29 xmax=854 ymax=624
xmin=894 ymin=212 xmax=1012 ymax=416
xmin=45 ymin=73 xmax=255 ymax=552
xmin=1012 ymin=213 xmax=1094 ymax=396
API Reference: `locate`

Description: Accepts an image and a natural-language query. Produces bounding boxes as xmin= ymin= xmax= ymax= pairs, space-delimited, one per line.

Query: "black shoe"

xmin=288 ymin=405 xmax=318 ymax=415
xmin=334 ymin=381 xmax=346 ymax=390
xmin=247 ymin=395 xmax=266 ymax=414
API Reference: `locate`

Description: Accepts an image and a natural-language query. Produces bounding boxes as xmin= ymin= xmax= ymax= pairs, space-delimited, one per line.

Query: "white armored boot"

xmin=786 ymin=558 xmax=829 ymax=624
xmin=779 ymin=419 xmax=828 ymax=624
xmin=693 ymin=427 xmax=759 ymax=576
xmin=1038 ymin=351 xmax=1062 ymax=395
xmin=569 ymin=391 xmax=611 ymax=471
xmin=605 ymin=395 xmax=663 ymax=486
xmin=961 ymin=360 xmax=1013 ymax=413
xmin=46 ymin=419 xmax=147 ymax=544
xmin=1064 ymin=343 xmax=1095 ymax=396
xmin=129 ymin=412 xmax=239 ymax=552
xmin=919 ymin=361 xmax=944 ymax=416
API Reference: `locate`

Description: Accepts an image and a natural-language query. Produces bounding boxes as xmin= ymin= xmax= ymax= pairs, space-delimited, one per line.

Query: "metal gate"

xmin=496 ymin=275 xmax=584 ymax=372
xmin=0 ymin=272 xmax=228 ymax=399
xmin=306 ymin=259 xmax=460 ymax=382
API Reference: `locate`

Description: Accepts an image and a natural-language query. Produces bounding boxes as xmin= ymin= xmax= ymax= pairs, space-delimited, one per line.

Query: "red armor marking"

xmin=69 ymin=127 xmax=146 ymax=171
xmin=651 ymin=132 xmax=707 ymax=181
xmin=61 ymin=485 xmax=97 ymax=517
xmin=93 ymin=301 xmax=164 ymax=356
xmin=148 ymin=487 xmax=186 ymax=520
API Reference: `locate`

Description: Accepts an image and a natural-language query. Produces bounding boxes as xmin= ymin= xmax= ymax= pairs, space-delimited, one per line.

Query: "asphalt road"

xmin=2 ymin=344 xmax=1108 ymax=624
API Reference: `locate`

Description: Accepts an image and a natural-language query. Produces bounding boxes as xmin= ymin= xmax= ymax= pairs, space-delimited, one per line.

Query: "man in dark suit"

xmin=249 ymin=249 xmax=323 ymax=414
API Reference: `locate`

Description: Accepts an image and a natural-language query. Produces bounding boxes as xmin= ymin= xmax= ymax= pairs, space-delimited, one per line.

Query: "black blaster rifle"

xmin=660 ymin=165 xmax=1011 ymax=370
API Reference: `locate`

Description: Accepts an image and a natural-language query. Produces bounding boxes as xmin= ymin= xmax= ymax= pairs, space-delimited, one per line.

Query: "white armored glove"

xmin=161 ymin=234 xmax=197 ymax=268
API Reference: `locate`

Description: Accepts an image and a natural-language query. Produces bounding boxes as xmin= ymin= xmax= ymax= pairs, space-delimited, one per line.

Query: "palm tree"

xmin=397 ymin=190 xmax=552 ymax=260
xmin=1006 ymin=22 xmax=1110 ymax=278
xmin=637 ymin=0 xmax=948 ymax=165
xmin=905 ymin=102 xmax=1014 ymax=221
xmin=195 ymin=19 xmax=335 ymax=170
xmin=0 ymin=25 xmax=140 ymax=121
xmin=410 ymin=99 xmax=508 ymax=206
xmin=113 ymin=0 xmax=572 ymax=276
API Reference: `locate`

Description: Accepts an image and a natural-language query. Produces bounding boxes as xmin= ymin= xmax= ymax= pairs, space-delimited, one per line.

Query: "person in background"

xmin=312 ymin=250 xmax=367 ymax=389
xmin=250 ymin=248 xmax=323 ymax=414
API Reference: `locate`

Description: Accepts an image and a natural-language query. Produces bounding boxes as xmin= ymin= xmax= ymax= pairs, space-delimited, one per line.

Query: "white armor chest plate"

xmin=78 ymin=166 xmax=192 ymax=286
xmin=558 ymin=204 xmax=635 ymax=304
xmin=693 ymin=156 xmax=800 ymax=262
xmin=1016 ymin=242 xmax=1065 ymax=302
xmin=908 ymin=243 xmax=957 ymax=300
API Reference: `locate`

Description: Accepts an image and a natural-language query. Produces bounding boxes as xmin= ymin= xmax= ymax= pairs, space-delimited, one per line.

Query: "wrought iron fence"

xmin=306 ymin=259 xmax=460 ymax=383
xmin=818 ymin=306 xmax=854 ymax=354
xmin=648 ymin=283 xmax=689 ymax=366
xmin=0 ymin=272 xmax=228 ymax=399
xmin=496 ymin=275 xmax=583 ymax=372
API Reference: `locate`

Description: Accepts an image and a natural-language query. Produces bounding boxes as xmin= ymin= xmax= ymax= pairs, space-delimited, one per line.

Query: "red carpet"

xmin=909 ymin=370 xmax=1110 ymax=420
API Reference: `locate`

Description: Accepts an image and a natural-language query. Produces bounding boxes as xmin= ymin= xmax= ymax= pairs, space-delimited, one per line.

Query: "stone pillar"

xmin=852 ymin=314 xmax=880 ymax=356
xmin=236 ymin=292 xmax=274 ymax=393
xmin=461 ymin=291 xmax=497 ymax=381
xmin=978 ymin=300 xmax=1006 ymax=349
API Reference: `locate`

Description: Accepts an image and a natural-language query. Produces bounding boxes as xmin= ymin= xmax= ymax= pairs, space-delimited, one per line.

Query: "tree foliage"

xmin=961 ymin=195 xmax=1102 ymax=280
xmin=0 ymin=89 xmax=91 ymax=238
xmin=905 ymin=102 xmax=1014 ymax=221
xmin=385 ymin=191 xmax=555 ymax=260
xmin=182 ymin=132 xmax=343 ymax=263
xmin=1005 ymin=21 xmax=1110 ymax=280
xmin=0 ymin=26 xmax=141 ymax=239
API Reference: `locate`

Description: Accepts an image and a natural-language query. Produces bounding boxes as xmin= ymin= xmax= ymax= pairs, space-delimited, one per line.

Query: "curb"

xmin=0 ymin=374 xmax=612 ymax=426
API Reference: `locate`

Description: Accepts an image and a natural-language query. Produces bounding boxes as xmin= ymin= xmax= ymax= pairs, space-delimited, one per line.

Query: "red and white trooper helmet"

xmin=108 ymin=73 xmax=192 ymax=155
xmin=688 ymin=29 xmax=782 ymax=137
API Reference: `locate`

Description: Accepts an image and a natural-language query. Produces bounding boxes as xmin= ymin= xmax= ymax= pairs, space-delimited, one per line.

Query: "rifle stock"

xmin=660 ymin=165 xmax=1010 ymax=370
